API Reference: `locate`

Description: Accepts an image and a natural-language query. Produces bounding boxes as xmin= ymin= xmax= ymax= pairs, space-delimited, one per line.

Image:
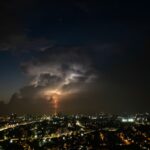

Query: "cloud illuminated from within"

xmin=21 ymin=48 xmax=97 ymax=102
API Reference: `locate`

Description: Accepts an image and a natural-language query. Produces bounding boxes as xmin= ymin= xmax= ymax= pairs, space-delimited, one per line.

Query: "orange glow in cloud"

xmin=42 ymin=88 xmax=79 ymax=114
xmin=43 ymin=89 xmax=62 ymax=115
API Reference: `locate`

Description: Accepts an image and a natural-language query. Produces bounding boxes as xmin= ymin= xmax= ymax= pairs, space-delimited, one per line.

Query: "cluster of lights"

xmin=121 ymin=118 xmax=135 ymax=123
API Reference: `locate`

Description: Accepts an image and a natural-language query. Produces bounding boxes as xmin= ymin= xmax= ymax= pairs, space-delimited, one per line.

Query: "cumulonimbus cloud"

xmin=21 ymin=47 xmax=97 ymax=92
xmin=0 ymin=46 xmax=98 ymax=114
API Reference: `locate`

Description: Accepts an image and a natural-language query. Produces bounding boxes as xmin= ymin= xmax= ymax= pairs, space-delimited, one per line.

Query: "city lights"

xmin=0 ymin=113 xmax=149 ymax=149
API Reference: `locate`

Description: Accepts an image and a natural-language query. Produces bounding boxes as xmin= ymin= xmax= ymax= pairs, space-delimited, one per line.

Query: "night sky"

xmin=0 ymin=0 xmax=149 ymax=114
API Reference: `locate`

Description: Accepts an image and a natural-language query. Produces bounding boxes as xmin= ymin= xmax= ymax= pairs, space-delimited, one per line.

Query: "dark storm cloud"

xmin=0 ymin=0 xmax=33 ymax=48
xmin=0 ymin=41 xmax=149 ymax=114
xmin=5 ymin=86 xmax=53 ymax=114
xmin=21 ymin=46 xmax=97 ymax=90
xmin=36 ymin=73 xmax=62 ymax=87
xmin=0 ymin=0 xmax=56 ymax=52
xmin=0 ymin=34 xmax=55 ymax=52
xmin=0 ymin=45 xmax=99 ymax=114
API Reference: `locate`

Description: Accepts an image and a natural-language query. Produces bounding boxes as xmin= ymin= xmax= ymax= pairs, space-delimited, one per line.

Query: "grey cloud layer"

xmin=0 ymin=34 xmax=54 ymax=52
xmin=21 ymin=48 xmax=97 ymax=91
xmin=0 ymin=47 xmax=97 ymax=114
